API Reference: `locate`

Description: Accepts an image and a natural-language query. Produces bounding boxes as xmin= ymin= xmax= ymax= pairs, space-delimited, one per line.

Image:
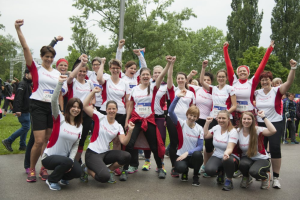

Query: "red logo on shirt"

xmin=63 ymin=129 xmax=79 ymax=136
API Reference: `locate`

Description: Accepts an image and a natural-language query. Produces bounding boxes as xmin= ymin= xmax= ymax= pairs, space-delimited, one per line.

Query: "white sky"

xmin=0 ymin=0 xmax=275 ymax=60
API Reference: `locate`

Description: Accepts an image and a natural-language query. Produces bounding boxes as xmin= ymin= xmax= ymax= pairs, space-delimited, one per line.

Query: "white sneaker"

xmin=261 ymin=172 xmax=270 ymax=189
xmin=240 ymin=176 xmax=253 ymax=188
xmin=199 ymin=165 xmax=205 ymax=174
xmin=272 ymin=177 xmax=281 ymax=189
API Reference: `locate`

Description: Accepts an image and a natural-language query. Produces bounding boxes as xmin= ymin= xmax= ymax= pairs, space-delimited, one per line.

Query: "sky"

xmin=0 ymin=0 xmax=276 ymax=61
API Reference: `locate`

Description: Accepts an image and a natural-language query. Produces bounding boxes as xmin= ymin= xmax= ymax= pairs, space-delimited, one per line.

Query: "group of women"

xmin=14 ymin=19 xmax=297 ymax=191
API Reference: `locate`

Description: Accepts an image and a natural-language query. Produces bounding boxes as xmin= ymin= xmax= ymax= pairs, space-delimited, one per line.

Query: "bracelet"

xmin=291 ymin=66 xmax=297 ymax=70
xmin=262 ymin=116 xmax=266 ymax=120
xmin=54 ymin=37 xmax=57 ymax=42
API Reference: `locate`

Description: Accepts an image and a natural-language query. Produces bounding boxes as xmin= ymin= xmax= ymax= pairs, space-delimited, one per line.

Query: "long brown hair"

xmin=238 ymin=112 xmax=260 ymax=157
xmin=217 ymin=110 xmax=234 ymax=132
xmin=140 ymin=68 xmax=151 ymax=95
xmin=64 ymin=98 xmax=83 ymax=128
xmin=176 ymin=72 xmax=189 ymax=90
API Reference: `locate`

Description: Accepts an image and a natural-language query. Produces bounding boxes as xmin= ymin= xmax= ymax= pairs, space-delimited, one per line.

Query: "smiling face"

xmin=125 ymin=64 xmax=137 ymax=78
xmin=152 ymin=67 xmax=163 ymax=81
xmin=216 ymin=71 xmax=227 ymax=86
xmin=242 ymin=113 xmax=253 ymax=128
xmin=109 ymin=64 xmax=121 ymax=76
xmin=69 ymin=102 xmax=81 ymax=117
xmin=260 ymin=77 xmax=272 ymax=90
xmin=41 ymin=52 xmax=54 ymax=68
xmin=92 ymin=60 xmax=101 ymax=72
xmin=203 ymin=76 xmax=212 ymax=85
xmin=106 ymin=102 xmax=118 ymax=118
xmin=140 ymin=69 xmax=151 ymax=84
xmin=56 ymin=61 xmax=68 ymax=74
xmin=76 ymin=66 xmax=88 ymax=80
xmin=176 ymin=74 xmax=187 ymax=87
xmin=217 ymin=113 xmax=229 ymax=128
xmin=237 ymin=66 xmax=249 ymax=80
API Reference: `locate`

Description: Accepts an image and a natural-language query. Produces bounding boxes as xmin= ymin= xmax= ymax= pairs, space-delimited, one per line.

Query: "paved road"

xmin=0 ymin=144 xmax=298 ymax=200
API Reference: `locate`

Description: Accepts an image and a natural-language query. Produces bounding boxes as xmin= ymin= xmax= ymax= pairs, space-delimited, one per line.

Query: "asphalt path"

xmin=0 ymin=144 xmax=298 ymax=200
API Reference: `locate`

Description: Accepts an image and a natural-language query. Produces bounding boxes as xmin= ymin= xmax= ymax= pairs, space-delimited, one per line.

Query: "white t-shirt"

xmin=129 ymin=84 xmax=157 ymax=118
xmin=67 ymin=79 xmax=94 ymax=102
xmin=28 ymin=61 xmax=60 ymax=102
xmin=87 ymin=71 xmax=111 ymax=107
xmin=232 ymin=75 xmax=257 ymax=112
xmin=168 ymin=86 xmax=196 ymax=120
xmin=254 ymin=87 xmax=283 ymax=122
xmin=88 ymin=110 xmax=124 ymax=154
xmin=176 ymin=118 xmax=204 ymax=156
xmin=209 ymin=85 xmax=235 ymax=119
xmin=44 ymin=113 xmax=82 ymax=157
xmin=100 ymin=78 xmax=130 ymax=114
xmin=189 ymin=85 xmax=212 ymax=119
xmin=122 ymin=75 xmax=139 ymax=93
xmin=209 ymin=125 xmax=238 ymax=159
xmin=153 ymin=83 xmax=168 ymax=115
xmin=237 ymin=127 xmax=269 ymax=160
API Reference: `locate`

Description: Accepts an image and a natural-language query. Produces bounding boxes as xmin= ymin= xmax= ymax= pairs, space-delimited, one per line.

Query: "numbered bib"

xmin=129 ymin=82 xmax=136 ymax=89
xmin=42 ymin=89 xmax=54 ymax=102
xmin=93 ymin=84 xmax=102 ymax=97
xmin=236 ymin=101 xmax=249 ymax=112
xmin=137 ymin=103 xmax=152 ymax=115
xmin=213 ymin=104 xmax=227 ymax=118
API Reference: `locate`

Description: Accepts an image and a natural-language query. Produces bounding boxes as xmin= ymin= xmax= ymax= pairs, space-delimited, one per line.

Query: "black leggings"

xmin=239 ymin=157 xmax=270 ymax=180
xmin=42 ymin=155 xmax=81 ymax=183
xmin=78 ymin=112 xmax=93 ymax=151
xmin=166 ymin=116 xmax=179 ymax=167
xmin=85 ymin=149 xmax=131 ymax=183
xmin=258 ymin=120 xmax=284 ymax=159
xmin=174 ymin=151 xmax=203 ymax=176
xmin=205 ymin=155 xmax=239 ymax=179
xmin=124 ymin=121 xmax=162 ymax=170
xmin=195 ymin=118 xmax=216 ymax=153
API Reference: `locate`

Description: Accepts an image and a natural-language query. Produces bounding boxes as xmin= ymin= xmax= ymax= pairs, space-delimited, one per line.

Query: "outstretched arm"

xmin=116 ymin=39 xmax=125 ymax=60
xmin=199 ymin=60 xmax=210 ymax=91
xmin=223 ymin=41 xmax=234 ymax=85
xmin=204 ymin=117 xmax=213 ymax=139
xmin=119 ymin=122 xmax=135 ymax=146
xmin=257 ymin=110 xmax=276 ymax=136
xmin=15 ymin=19 xmax=32 ymax=67
xmin=155 ymin=56 xmax=173 ymax=89
xmin=169 ymin=90 xmax=187 ymax=124
xmin=279 ymin=59 xmax=297 ymax=95
xmin=96 ymin=58 xmax=107 ymax=85
xmin=49 ymin=36 xmax=63 ymax=48
xmin=67 ymin=54 xmax=88 ymax=84
xmin=83 ymin=87 xmax=102 ymax=118
xmin=51 ymin=75 xmax=68 ymax=120
xmin=167 ymin=56 xmax=175 ymax=89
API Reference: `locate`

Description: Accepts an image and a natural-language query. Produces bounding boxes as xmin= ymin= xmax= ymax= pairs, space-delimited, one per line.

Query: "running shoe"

xmin=80 ymin=163 xmax=88 ymax=183
xmin=127 ymin=166 xmax=138 ymax=174
xmin=261 ymin=172 xmax=270 ymax=189
xmin=171 ymin=168 xmax=179 ymax=178
xmin=203 ymin=173 xmax=211 ymax=178
xmin=284 ymin=140 xmax=289 ymax=144
xmin=39 ymin=168 xmax=49 ymax=181
xmin=216 ymin=173 xmax=225 ymax=185
xmin=233 ymin=170 xmax=242 ymax=178
xmin=240 ymin=176 xmax=253 ymax=188
xmin=199 ymin=165 xmax=205 ymax=174
xmin=272 ymin=177 xmax=281 ymax=189
xmin=138 ymin=153 xmax=145 ymax=160
xmin=2 ymin=139 xmax=13 ymax=152
xmin=158 ymin=168 xmax=166 ymax=179
xmin=222 ymin=179 xmax=233 ymax=191
xmin=19 ymin=146 xmax=26 ymax=151
xmin=155 ymin=163 xmax=167 ymax=173
xmin=46 ymin=180 xmax=61 ymax=191
xmin=114 ymin=168 xmax=122 ymax=176
xmin=192 ymin=175 xmax=200 ymax=187
xmin=108 ymin=171 xmax=116 ymax=184
xmin=291 ymin=141 xmax=299 ymax=144
xmin=119 ymin=170 xmax=128 ymax=181
xmin=142 ymin=160 xmax=151 ymax=171
xmin=59 ymin=179 xmax=69 ymax=185
xmin=25 ymin=168 xmax=30 ymax=174
xmin=181 ymin=173 xmax=188 ymax=182
xmin=27 ymin=169 xmax=36 ymax=182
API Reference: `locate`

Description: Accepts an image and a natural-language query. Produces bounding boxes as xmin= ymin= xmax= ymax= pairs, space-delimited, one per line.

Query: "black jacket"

xmin=13 ymin=78 xmax=32 ymax=113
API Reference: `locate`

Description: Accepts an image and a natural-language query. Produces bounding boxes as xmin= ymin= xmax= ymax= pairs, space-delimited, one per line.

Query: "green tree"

xmin=238 ymin=46 xmax=289 ymax=85
xmin=65 ymin=48 xmax=81 ymax=71
xmin=226 ymin=0 xmax=263 ymax=68
xmin=0 ymin=12 xmax=5 ymax=30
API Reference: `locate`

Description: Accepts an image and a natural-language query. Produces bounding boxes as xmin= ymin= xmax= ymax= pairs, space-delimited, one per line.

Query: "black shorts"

xmin=30 ymin=99 xmax=53 ymax=131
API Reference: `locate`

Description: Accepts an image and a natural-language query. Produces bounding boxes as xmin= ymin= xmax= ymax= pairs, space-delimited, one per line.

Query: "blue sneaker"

xmin=46 ymin=180 xmax=61 ymax=191
xmin=222 ymin=179 xmax=233 ymax=191
xmin=59 ymin=179 xmax=69 ymax=185
xmin=284 ymin=140 xmax=289 ymax=144
xmin=291 ymin=141 xmax=299 ymax=144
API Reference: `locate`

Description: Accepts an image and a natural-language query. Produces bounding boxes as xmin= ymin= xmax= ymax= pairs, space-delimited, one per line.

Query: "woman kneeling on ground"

xmin=80 ymin=87 xmax=133 ymax=184
xmin=204 ymin=110 xmax=239 ymax=191
xmin=42 ymin=74 xmax=84 ymax=191
xmin=169 ymin=89 xmax=204 ymax=186
xmin=238 ymin=111 xmax=276 ymax=189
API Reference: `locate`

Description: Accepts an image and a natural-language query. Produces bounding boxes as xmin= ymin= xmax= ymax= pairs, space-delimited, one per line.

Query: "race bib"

xmin=137 ymin=103 xmax=152 ymax=115
xmin=129 ymin=82 xmax=136 ymax=89
xmin=213 ymin=104 xmax=227 ymax=118
xmin=236 ymin=101 xmax=248 ymax=112
xmin=93 ymin=84 xmax=102 ymax=97
xmin=42 ymin=89 xmax=54 ymax=102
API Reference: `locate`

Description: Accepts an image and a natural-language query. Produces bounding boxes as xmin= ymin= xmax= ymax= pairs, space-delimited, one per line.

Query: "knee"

xmin=192 ymin=151 xmax=203 ymax=162
xmin=174 ymin=161 xmax=188 ymax=173
xmin=249 ymin=167 xmax=259 ymax=178
xmin=119 ymin=152 xmax=131 ymax=165
xmin=205 ymin=166 xmax=217 ymax=176
xmin=95 ymin=171 xmax=110 ymax=183
xmin=269 ymin=149 xmax=281 ymax=159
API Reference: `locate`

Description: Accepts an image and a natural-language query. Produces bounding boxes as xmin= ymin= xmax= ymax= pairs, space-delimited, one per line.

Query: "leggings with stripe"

xmin=239 ymin=156 xmax=270 ymax=180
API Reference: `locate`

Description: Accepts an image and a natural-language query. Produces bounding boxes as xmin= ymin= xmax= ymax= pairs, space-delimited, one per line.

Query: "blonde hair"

xmin=217 ymin=110 xmax=234 ymax=132
xmin=272 ymin=78 xmax=282 ymax=86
